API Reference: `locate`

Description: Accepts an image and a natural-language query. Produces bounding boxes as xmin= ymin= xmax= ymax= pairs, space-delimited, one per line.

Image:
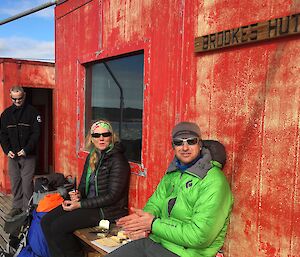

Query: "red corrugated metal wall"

xmin=0 ymin=58 xmax=55 ymax=193
xmin=55 ymin=1 xmax=300 ymax=256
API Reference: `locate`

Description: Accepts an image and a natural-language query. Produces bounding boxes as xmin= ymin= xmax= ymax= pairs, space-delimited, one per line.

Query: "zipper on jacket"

xmin=94 ymin=153 xmax=105 ymax=196
xmin=95 ymin=173 xmax=98 ymax=196
xmin=180 ymin=170 xmax=185 ymax=179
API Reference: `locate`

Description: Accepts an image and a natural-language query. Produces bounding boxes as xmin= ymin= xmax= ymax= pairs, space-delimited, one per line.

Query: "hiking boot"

xmin=4 ymin=208 xmax=23 ymax=220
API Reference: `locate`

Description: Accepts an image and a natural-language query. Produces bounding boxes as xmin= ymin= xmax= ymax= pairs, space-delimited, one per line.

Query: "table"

xmin=74 ymin=227 xmax=108 ymax=257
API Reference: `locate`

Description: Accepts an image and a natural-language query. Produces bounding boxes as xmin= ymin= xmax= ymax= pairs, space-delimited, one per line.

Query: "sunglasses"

xmin=11 ymin=96 xmax=24 ymax=101
xmin=172 ymin=137 xmax=199 ymax=146
xmin=91 ymin=132 xmax=112 ymax=138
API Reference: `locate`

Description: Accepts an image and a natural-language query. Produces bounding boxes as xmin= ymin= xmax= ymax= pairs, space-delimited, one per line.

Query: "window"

xmin=85 ymin=52 xmax=144 ymax=162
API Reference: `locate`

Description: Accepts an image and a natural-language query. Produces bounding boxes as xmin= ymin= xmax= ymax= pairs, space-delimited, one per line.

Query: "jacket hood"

xmin=202 ymin=140 xmax=226 ymax=167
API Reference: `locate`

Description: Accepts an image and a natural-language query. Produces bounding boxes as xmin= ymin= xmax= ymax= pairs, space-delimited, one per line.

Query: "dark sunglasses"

xmin=172 ymin=137 xmax=199 ymax=146
xmin=91 ymin=132 xmax=112 ymax=138
xmin=11 ymin=96 xmax=24 ymax=101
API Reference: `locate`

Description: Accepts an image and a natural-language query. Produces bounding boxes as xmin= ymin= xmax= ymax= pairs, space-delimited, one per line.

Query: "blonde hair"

xmin=85 ymin=119 xmax=119 ymax=171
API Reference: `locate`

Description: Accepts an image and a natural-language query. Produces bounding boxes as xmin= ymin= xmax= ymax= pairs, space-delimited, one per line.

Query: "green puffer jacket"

xmin=143 ymin=146 xmax=233 ymax=257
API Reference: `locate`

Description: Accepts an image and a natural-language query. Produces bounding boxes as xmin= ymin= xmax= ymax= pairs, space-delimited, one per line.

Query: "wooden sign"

xmin=195 ymin=13 xmax=300 ymax=52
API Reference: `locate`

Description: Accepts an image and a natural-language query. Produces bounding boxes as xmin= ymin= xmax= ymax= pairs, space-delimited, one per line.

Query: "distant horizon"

xmin=0 ymin=0 xmax=55 ymax=62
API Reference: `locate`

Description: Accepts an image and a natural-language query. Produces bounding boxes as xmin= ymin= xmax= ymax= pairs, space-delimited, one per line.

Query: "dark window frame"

xmin=84 ymin=51 xmax=144 ymax=163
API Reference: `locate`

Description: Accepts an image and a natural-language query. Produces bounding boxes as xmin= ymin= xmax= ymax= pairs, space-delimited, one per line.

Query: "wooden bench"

xmin=75 ymin=227 xmax=225 ymax=257
xmin=74 ymin=228 xmax=108 ymax=257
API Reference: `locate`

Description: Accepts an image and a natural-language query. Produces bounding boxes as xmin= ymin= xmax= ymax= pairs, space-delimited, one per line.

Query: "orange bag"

xmin=36 ymin=193 xmax=64 ymax=212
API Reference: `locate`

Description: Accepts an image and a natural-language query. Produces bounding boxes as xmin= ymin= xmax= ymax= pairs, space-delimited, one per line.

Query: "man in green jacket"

xmin=107 ymin=122 xmax=233 ymax=257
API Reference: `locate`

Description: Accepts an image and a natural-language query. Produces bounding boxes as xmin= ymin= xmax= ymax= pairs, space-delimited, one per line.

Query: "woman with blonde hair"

xmin=41 ymin=119 xmax=131 ymax=257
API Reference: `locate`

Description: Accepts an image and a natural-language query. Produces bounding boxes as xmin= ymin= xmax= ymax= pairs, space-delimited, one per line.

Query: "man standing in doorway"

xmin=0 ymin=86 xmax=41 ymax=219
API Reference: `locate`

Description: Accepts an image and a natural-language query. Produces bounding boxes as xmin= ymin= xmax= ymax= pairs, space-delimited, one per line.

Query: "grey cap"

xmin=172 ymin=121 xmax=201 ymax=139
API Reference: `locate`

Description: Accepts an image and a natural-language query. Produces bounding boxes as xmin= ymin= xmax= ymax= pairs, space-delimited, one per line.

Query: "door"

xmin=25 ymin=88 xmax=53 ymax=175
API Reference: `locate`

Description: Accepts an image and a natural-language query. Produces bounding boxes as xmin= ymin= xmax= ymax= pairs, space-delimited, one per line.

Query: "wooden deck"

xmin=0 ymin=192 xmax=12 ymax=251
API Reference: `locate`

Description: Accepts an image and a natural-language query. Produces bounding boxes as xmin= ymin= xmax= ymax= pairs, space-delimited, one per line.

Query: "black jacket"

xmin=78 ymin=142 xmax=131 ymax=221
xmin=0 ymin=103 xmax=41 ymax=155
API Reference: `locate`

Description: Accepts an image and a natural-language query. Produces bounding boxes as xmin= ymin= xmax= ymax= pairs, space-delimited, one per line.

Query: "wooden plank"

xmin=0 ymin=231 xmax=9 ymax=243
xmin=0 ymin=194 xmax=12 ymax=211
xmin=0 ymin=202 xmax=10 ymax=214
xmin=0 ymin=193 xmax=12 ymax=251
xmin=0 ymin=217 xmax=5 ymax=227
xmin=74 ymin=228 xmax=107 ymax=256
xmin=0 ymin=207 xmax=7 ymax=215
xmin=195 ymin=13 xmax=300 ymax=52
xmin=0 ymin=236 xmax=7 ymax=251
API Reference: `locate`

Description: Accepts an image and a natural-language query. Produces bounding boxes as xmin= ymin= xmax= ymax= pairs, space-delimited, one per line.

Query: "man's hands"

xmin=117 ymin=207 xmax=155 ymax=240
xmin=17 ymin=149 xmax=26 ymax=157
xmin=8 ymin=151 xmax=15 ymax=158
xmin=8 ymin=149 xmax=26 ymax=158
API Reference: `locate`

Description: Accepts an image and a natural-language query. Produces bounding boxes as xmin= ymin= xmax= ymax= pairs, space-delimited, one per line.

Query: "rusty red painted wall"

xmin=55 ymin=0 xmax=300 ymax=256
xmin=0 ymin=58 xmax=55 ymax=193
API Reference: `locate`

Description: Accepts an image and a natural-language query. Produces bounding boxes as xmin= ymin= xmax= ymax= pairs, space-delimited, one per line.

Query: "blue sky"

xmin=0 ymin=0 xmax=55 ymax=61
